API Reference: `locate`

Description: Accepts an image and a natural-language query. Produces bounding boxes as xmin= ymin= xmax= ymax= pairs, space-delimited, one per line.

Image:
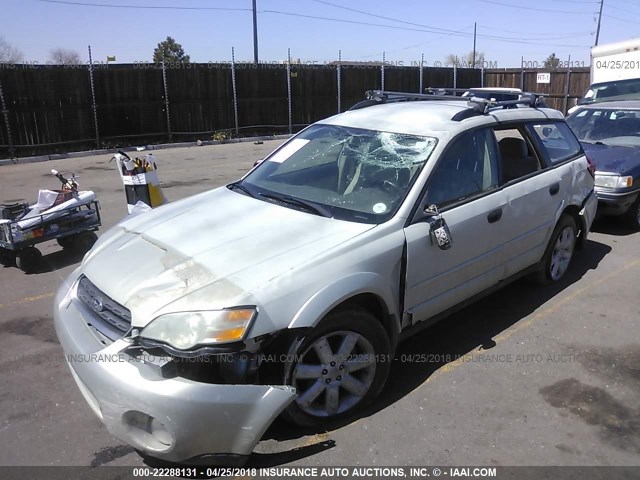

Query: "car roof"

xmin=574 ymin=100 xmax=640 ymax=110
xmin=590 ymin=78 xmax=640 ymax=88
xmin=467 ymin=87 xmax=522 ymax=92
xmin=321 ymin=100 xmax=564 ymax=137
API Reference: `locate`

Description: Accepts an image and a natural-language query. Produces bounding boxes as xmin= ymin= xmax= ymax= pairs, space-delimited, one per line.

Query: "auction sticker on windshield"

xmin=268 ymin=138 xmax=310 ymax=163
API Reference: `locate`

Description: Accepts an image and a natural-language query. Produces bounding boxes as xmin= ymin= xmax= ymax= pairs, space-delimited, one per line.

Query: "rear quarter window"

xmin=529 ymin=122 xmax=582 ymax=164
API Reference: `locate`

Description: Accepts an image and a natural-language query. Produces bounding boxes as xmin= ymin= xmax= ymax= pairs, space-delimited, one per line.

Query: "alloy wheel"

xmin=291 ymin=330 xmax=377 ymax=418
xmin=549 ymin=226 xmax=575 ymax=281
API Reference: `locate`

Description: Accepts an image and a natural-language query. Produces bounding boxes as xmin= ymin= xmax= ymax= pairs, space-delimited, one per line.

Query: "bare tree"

xmin=445 ymin=51 xmax=486 ymax=68
xmin=444 ymin=54 xmax=458 ymax=67
xmin=0 ymin=36 xmax=24 ymax=63
xmin=50 ymin=48 xmax=82 ymax=65
xmin=467 ymin=51 xmax=485 ymax=68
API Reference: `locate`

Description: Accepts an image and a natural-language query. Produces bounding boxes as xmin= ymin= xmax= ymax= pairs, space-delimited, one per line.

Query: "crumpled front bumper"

xmin=53 ymin=274 xmax=296 ymax=464
xmin=595 ymin=187 xmax=639 ymax=216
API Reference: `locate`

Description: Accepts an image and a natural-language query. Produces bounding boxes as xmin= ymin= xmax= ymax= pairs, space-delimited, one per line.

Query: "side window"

xmin=495 ymin=128 xmax=540 ymax=183
xmin=425 ymin=129 xmax=499 ymax=207
xmin=530 ymin=122 xmax=581 ymax=164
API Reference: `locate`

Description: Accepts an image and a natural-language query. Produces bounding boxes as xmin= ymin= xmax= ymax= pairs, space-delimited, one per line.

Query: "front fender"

xmin=287 ymin=272 xmax=400 ymax=333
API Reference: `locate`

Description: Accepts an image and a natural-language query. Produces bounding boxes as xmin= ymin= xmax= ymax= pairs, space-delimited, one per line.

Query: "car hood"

xmin=581 ymin=142 xmax=640 ymax=175
xmin=81 ymin=187 xmax=374 ymax=327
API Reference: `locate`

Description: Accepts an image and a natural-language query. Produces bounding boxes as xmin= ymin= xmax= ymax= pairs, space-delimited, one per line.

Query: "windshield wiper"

xmin=227 ymin=181 xmax=259 ymax=198
xmin=259 ymin=192 xmax=333 ymax=218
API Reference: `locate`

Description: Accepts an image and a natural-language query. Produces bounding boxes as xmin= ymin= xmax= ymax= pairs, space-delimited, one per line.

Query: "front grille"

xmin=76 ymin=275 xmax=132 ymax=341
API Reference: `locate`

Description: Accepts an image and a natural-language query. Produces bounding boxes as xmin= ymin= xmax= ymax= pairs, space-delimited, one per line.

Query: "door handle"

xmin=549 ymin=183 xmax=560 ymax=195
xmin=487 ymin=208 xmax=503 ymax=224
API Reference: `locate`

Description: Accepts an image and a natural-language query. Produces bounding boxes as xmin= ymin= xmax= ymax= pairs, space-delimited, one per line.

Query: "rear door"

xmin=497 ymin=122 xmax=583 ymax=277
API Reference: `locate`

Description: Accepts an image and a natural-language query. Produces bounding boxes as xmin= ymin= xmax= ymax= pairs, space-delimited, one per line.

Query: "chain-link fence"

xmin=0 ymin=52 xmax=483 ymax=159
xmin=0 ymin=53 xmax=591 ymax=160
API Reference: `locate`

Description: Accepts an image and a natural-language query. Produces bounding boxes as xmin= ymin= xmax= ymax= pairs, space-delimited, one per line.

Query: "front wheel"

xmin=282 ymin=309 xmax=391 ymax=427
xmin=533 ymin=215 xmax=577 ymax=285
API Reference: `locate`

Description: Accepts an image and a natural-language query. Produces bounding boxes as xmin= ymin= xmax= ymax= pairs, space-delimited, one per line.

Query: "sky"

xmin=1 ymin=0 xmax=639 ymax=68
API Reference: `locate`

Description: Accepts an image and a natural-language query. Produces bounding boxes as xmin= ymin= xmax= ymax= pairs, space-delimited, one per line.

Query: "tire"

xmin=623 ymin=196 xmax=640 ymax=230
xmin=56 ymin=235 xmax=75 ymax=249
xmin=533 ymin=215 xmax=577 ymax=285
xmin=282 ymin=308 xmax=392 ymax=427
xmin=0 ymin=248 xmax=16 ymax=267
xmin=71 ymin=231 xmax=98 ymax=252
xmin=15 ymin=247 xmax=42 ymax=273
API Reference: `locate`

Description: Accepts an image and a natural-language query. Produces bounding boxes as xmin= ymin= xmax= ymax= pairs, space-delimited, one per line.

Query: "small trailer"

xmin=0 ymin=170 xmax=101 ymax=273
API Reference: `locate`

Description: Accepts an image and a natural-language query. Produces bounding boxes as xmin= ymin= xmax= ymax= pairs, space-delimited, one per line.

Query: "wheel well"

xmin=562 ymin=205 xmax=586 ymax=249
xmin=329 ymin=293 xmax=399 ymax=350
xmin=257 ymin=293 xmax=399 ymax=385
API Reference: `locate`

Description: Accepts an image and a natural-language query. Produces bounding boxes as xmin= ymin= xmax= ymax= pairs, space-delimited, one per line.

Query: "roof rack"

xmin=349 ymin=90 xmax=463 ymax=111
xmin=350 ymin=89 xmax=549 ymax=115
xmin=424 ymin=87 xmax=522 ymax=96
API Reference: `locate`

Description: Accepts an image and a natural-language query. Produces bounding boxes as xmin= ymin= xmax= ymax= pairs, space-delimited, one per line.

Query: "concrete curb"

xmin=0 ymin=134 xmax=292 ymax=167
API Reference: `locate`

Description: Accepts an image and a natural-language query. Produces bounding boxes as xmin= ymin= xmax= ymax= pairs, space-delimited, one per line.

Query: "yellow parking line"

xmin=433 ymin=259 xmax=640 ymax=379
xmin=0 ymin=292 xmax=54 ymax=310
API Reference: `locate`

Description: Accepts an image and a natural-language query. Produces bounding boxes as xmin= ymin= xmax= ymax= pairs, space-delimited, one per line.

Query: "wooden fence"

xmin=484 ymin=67 xmax=590 ymax=112
xmin=0 ymin=64 xmax=589 ymax=158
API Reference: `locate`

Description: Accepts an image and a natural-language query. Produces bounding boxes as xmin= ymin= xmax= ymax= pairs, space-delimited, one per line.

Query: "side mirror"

xmin=424 ymin=204 xmax=439 ymax=216
xmin=424 ymin=204 xmax=453 ymax=250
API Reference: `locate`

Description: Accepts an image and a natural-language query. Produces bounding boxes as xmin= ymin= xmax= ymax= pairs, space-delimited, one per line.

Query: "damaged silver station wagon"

xmin=54 ymin=90 xmax=598 ymax=465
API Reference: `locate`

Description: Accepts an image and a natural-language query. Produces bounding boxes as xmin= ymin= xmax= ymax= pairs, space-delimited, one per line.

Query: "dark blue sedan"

xmin=566 ymin=100 xmax=640 ymax=229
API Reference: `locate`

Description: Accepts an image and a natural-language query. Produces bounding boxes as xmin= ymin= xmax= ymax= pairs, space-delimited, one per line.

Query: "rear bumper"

xmin=53 ymin=273 xmax=296 ymax=464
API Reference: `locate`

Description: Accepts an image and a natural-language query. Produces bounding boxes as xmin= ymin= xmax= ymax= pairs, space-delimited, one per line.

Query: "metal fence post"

xmin=0 ymin=81 xmax=15 ymax=160
xmin=337 ymin=50 xmax=342 ymax=113
xmin=419 ymin=53 xmax=424 ymax=93
xmin=161 ymin=60 xmax=172 ymax=142
xmin=87 ymin=45 xmax=100 ymax=149
xmin=520 ymin=56 xmax=525 ymax=91
xmin=453 ymin=62 xmax=457 ymax=89
xmin=563 ymin=55 xmax=571 ymax=114
xmin=231 ymin=47 xmax=239 ymax=136
xmin=286 ymin=48 xmax=292 ymax=135
xmin=481 ymin=65 xmax=485 ymax=87
xmin=381 ymin=51 xmax=385 ymax=92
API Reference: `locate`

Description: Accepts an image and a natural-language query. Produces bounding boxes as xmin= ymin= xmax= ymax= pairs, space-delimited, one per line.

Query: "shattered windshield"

xmin=241 ymin=124 xmax=438 ymax=223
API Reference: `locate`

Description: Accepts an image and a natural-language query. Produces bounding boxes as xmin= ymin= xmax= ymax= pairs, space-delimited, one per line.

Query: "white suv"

xmin=54 ymin=90 xmax=598 ymax=465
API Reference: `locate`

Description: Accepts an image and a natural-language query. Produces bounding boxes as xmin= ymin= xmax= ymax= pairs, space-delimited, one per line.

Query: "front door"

xmin=404 ymin=128 xmax=507 ymax=325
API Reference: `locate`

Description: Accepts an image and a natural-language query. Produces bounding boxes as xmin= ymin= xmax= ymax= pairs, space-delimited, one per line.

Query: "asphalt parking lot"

xmin=0 ymin=140 xmax=639 ymax=468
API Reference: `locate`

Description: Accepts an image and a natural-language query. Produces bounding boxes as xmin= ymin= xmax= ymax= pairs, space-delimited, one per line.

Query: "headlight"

xmin=594 ymin=174 xmax=633 ymax=189
xmin=140 ymin=308 xmax=256 ymax=350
